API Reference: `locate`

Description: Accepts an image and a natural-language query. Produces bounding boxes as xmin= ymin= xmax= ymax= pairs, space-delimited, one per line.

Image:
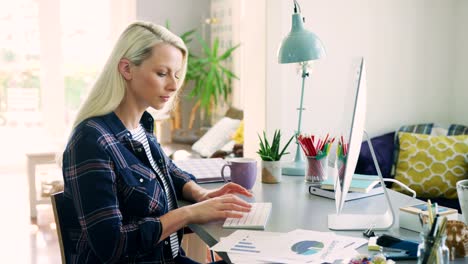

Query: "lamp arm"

xmin=296 ymin=62 xmax=308 ymax=137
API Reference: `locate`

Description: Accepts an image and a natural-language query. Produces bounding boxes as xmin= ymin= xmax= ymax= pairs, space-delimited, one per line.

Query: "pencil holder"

xmin=417 ymin=232 xmax=449 ymax=264
xmin=305 ymin=155 xmax=328 ymax=183
xmin=336 ymin=155 xmax=347 ymax=182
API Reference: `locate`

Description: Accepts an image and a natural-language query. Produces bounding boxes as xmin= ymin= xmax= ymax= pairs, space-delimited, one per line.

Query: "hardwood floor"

xmin=0 ymin=172 xmax=61 ymax=263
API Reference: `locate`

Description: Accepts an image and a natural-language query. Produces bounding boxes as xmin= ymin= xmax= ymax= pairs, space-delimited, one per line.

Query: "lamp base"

xmin=282 ymin=161 xmax=305 ymax=176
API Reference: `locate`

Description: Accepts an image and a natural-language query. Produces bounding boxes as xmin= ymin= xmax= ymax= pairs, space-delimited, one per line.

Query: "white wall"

xmin=240 ymin=0 xmax=267 ymax=159
xmin=137 ymin=0 xmax=210 ymax=37
xmin=257 ymin=0 xmax=463 ymax=159
xmin=453 ymin=0 xmax=468 ymax=125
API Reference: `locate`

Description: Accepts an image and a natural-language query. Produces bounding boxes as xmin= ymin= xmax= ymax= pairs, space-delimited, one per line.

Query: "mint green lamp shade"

xmin=278 ymin=13 xmax=325 ymax=64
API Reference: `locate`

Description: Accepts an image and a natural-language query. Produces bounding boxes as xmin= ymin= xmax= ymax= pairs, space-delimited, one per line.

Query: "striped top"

xmin=61 ymin=111 xmax=196 ymax=263
xmin=130 ymin=124 xmax=179 ymax=258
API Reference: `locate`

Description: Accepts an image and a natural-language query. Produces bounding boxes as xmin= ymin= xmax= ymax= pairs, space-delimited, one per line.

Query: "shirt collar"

xmin=101 ymin=111 xmax=155 ymax=140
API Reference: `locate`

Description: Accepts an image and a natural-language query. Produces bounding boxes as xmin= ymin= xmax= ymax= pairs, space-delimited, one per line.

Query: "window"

xmin=0 ymin=0 xmax=135 ymax=167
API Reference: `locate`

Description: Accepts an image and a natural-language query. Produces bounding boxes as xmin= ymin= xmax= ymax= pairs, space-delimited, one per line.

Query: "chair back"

xmin=51 ymin=191 xmax=73 ymax=263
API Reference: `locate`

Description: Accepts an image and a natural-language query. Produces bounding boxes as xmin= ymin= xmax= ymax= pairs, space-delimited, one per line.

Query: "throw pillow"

xmin=191 ymin=117 xmax=241 ymax=157
xmin=355 ymin=132 xmax=395 ymax=179
xmin=391 ymin=123 xmax=434 ymax=176
xmin=448 ymin=124 xmax=468 ymax=136
xmin=392 ymin=132 xmax=468 ymax=199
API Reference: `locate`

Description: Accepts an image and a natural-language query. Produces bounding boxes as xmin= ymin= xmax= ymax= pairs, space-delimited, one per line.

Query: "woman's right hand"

xmin=186 ymin=194 xmax=252 ymax=224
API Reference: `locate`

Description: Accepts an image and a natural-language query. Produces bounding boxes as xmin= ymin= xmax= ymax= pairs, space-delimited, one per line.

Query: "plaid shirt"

xmin=62 ymin=111 xmax=196 ymax=263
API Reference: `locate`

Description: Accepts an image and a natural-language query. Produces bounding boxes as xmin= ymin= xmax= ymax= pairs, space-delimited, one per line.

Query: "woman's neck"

xmin=114 ymin=102 xmax=144 ymax=131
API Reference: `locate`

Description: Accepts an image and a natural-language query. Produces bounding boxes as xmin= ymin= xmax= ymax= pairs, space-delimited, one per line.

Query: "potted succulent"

xmin=257 ymin=130 xmax=294 ymax=183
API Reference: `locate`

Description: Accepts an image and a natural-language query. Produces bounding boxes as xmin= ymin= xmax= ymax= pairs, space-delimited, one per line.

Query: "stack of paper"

xmin=211 ymin=229 xmax=367 ymax=263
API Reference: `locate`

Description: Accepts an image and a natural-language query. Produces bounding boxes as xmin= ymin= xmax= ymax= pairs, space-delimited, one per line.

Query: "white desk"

xmin=188 ymin=176 xmax=465 ymax=263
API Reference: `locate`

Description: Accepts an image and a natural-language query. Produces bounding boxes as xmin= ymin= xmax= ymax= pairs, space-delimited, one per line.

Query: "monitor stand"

xmin=328 ymin=131 xmax=396 ymax=231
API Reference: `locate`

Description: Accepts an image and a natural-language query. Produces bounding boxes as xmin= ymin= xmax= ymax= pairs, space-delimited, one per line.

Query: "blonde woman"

xmin=61 ymin=21 xmax=251 ymax=263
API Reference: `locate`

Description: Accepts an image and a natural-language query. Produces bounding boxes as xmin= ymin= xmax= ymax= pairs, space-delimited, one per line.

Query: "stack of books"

xmin=308 ymin=174 xmax=384 ymax=201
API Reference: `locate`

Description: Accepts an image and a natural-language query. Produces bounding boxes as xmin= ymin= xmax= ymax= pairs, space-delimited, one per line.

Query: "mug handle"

xmin=221 ymin=163 xmax=231 ymax=183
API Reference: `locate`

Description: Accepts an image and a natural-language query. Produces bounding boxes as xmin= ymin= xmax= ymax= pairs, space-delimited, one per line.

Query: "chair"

xmin=51 ymin=191 xmax=72 ymax=263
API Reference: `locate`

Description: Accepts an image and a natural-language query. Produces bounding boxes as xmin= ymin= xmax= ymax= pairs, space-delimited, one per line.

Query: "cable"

xmin=382 ymin=178 xmax=416 ymax=198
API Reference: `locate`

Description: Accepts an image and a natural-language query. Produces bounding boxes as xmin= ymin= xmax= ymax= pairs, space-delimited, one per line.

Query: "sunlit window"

xmin=61 ymin=0 xmax=112 ymax=122
xmin=0 ymin=0 xmax=41 ymax=127
xmin=0 ymin=0 xmax=134 ymax=169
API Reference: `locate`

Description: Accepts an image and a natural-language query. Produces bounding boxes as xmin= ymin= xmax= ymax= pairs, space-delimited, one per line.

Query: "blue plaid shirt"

xmin=62 ymin=111 xmax=196 ymax=263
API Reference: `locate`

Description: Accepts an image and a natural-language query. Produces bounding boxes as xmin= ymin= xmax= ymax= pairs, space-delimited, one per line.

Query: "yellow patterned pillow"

xmin=393 ymin=132 xmax=468 ymax=198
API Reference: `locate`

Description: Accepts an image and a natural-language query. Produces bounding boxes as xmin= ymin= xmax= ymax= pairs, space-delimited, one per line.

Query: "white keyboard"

xmin=223 ymin=202 xmax=272 ymax=230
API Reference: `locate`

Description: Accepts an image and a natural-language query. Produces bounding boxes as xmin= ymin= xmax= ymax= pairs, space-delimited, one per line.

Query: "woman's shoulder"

xmin=69 ymin=116 xmax=113 ymax=145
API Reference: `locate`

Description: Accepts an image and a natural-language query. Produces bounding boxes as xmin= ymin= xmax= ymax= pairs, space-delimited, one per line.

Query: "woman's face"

xmin=127 ymin=43 xmax=183 ymax=110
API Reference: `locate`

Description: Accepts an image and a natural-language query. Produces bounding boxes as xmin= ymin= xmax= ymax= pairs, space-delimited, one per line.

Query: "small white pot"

xmin=261 ymin=160 xmax=282 ymax=183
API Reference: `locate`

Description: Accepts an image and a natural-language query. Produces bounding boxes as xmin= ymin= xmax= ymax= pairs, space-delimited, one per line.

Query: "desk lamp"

xmin=278 ymin=0 xmax=326 ymax=175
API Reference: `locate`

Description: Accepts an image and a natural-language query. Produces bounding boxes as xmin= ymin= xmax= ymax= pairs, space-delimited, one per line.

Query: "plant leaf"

xmin=279 ymin=134 xmax=295 ymax=158
xmin=212 ymin=37 xmax=219 ymax=57
xmin=180 ymin=29 xmax=196 ymax=42
xmin=196 ymin=34 xmax=211 ymax=58
xmin=219 ymin=44 xmax=240 ymax=61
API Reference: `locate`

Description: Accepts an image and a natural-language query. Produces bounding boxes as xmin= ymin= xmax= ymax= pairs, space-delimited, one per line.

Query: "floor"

xmin=0 ymin=124 xmax=56 ymax=263
xmin=0 ymin=125 xmax=210 ymax=263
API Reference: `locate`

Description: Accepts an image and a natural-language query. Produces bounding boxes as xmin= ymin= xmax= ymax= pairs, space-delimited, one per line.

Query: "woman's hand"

xmin=186 ymin=194 xmax=252 ymax=224
xmin=197 ymin=182 xmax=253 ymax=202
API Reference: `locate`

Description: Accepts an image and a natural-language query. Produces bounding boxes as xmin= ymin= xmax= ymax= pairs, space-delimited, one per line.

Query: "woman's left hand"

xmin=197 ymin=182 xmax=253 ymax=202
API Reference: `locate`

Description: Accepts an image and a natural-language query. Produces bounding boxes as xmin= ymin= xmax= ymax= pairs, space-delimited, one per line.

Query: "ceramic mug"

xmin=456 ymin=179 xmax=468 ymax=224
xmin=221 ymin=158 xmax=257 ymax=190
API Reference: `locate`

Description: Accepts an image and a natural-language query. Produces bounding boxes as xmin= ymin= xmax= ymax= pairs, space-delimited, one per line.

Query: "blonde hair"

xmin=71 ymin=21 xmax=188 ymax=131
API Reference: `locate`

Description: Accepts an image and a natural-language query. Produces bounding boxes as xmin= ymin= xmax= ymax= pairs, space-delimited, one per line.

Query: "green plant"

xmin=257 ymin=130 xmax=295 ymax=161
xmin=188 ymin=35 xmax=239 ymax=115
xmin=165 ymin=21 xmax=239 ymax=130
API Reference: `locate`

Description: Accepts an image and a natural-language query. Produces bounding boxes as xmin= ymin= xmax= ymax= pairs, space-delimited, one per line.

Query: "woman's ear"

xmin=118 ymin=59 xmax=132 ymax=81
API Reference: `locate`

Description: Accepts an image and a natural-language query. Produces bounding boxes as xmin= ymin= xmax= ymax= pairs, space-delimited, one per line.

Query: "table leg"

xmin=27 ymin=157 xmax=37 ymax=220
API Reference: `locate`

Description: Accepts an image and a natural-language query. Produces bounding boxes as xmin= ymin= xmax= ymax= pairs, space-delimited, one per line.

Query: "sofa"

xmin=355 ymin=123 xmax=468 ymax=212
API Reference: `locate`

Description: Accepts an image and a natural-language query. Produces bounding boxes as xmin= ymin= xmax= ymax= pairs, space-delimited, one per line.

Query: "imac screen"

xmin=335 ymin=57 xmax=367 ymax=213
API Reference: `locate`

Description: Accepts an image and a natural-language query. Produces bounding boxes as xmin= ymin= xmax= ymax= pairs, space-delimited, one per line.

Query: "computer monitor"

xmin=328 ymin=57 xmax=396 ymax=230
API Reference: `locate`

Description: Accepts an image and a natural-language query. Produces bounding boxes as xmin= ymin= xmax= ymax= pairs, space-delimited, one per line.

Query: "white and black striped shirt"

xmin=130 ymin=125 xmax=179 ymax=258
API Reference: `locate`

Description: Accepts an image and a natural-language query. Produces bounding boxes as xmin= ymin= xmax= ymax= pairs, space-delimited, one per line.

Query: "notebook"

xmin=320 ymin=173 xmax=381 ymax=193
xmin=173 ymin=158 xmax=229 ymax=183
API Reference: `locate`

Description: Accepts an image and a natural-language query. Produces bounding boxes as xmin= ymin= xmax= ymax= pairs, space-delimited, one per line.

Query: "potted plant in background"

xmin=257 ymin=130 xmax=294 ymax=183
xmin=187 ymin=35 xmax=239 ymax=125
xmin=166 ymin=21 xmax=240 ymax=145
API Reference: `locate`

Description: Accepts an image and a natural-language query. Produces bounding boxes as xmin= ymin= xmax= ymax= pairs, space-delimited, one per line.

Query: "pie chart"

xmin=291 ymin=240 xmax=324 ymax=255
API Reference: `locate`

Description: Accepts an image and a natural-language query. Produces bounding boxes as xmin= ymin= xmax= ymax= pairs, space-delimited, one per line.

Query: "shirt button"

xmin=139 ymin=178 xmax=144 ymax=183
xmin=164 ymin=241 xmax=168 ymax=245
xmin=126 ymin=133 xmax=131 ymax=137
xmin=148 ymin=117 xmax=153 ymax=122
xmin=137 ymin=148 xmax=142 ymax=152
